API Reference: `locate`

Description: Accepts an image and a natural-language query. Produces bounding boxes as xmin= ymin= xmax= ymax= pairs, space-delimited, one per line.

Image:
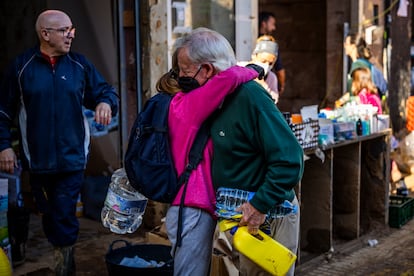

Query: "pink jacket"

xmin=168 ymin=65 xmax=257 ymax=218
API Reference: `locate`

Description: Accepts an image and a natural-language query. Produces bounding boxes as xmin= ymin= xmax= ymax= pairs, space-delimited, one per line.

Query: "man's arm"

xmin=273 ymin=51 xmax=286 ymax=95
xmin=76 ymin=53 xmax=119 ymax=116
xmin=248 ymin=92 xmax=304 ymax=213
xmin=276 ymin=68 xmax=286 ymax=95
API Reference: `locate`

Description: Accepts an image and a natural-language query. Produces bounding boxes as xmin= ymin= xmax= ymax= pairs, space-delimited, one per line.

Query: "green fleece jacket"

xmin=211 ymin=80 xmax=304 ymax=214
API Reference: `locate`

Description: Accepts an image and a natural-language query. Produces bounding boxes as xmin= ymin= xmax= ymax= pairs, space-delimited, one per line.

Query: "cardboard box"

xmin=85 ymin=130 xmax=120 ymax=176
xmin=210 ymin=230 xmax=238 ymax=276
xmin=143 ymin=200 xmax=169 ymax=229
xmin=211 ymin=251 xmax=237 ymax=276
xmin=146 ymin=232 xmax=171 ymax=246
xmin=145 ymin=222 xmax=171 ymax=246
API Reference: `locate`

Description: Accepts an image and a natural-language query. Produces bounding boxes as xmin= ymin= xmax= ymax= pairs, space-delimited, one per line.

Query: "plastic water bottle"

xmin=267 ymin=200 xmax=298 ymax=219
xmin=356 ymin=118 xmax=363 ymax=136
xmin=216 ymin=188 xmax=254 ymax=218
xmin=101 ymin=168 xmax=148 ymax=234
xmin=216 ymin=187 xmax=297 ymax=219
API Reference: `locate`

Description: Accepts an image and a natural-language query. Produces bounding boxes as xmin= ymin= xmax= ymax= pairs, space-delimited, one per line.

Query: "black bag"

xmin=124 ymin=92 xmax=209 ymax=204
xmin=124 ymin=93 xmax=177 ymax=203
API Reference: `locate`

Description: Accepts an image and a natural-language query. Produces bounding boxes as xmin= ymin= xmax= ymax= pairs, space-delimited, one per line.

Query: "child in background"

xmin=351 ymin=66 xmax=382 ymax=114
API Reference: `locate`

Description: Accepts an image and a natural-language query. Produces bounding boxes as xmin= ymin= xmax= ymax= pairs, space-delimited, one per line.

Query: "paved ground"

xmin=10 ymin=208 xmax=414 ymax=276
xmin=13 ymin=214 xmax=148 ymax=276
xmin=296 ymin=217 xmax=414 ymax=275
xmin=295 ymin=172 xmax=414 ymax=276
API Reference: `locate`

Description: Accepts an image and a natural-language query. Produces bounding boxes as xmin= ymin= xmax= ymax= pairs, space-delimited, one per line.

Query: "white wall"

xmin=235 ymin=0 xmax=258 ymax=61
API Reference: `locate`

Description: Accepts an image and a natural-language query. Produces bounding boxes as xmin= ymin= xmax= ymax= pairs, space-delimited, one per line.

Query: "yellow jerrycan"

xmin=233 ymin=226 xmax=296 ymax=276
xmin=0 ymin=248 xmax=12 ymax=276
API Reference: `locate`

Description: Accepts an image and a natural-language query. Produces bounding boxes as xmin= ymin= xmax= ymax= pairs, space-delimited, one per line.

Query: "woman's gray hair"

xmin=174 ymin=27 xmax=236 ymax=71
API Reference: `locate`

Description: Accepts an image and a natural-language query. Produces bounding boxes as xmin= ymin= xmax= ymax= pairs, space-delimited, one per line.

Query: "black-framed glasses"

xmin=44 ymin=26 xmax=76 ymax=38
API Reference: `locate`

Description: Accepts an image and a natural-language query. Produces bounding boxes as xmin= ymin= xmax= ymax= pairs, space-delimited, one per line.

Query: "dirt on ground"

xmin=14 ymin=214 xmax=148 ymax=276
xmin=12 ymin=208 xmax=414 ymax=276
xmin=296 ymin=218 xmax=414 ymax=275
xmin=296 ymin=173 xmax=414 ymax=276
xmin=11 ymin=173 xmax=414 ymax=275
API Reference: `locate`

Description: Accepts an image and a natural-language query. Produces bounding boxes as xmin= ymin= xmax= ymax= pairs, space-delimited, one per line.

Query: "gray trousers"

xmin=166 ymin=206 xmax=216 ymax=276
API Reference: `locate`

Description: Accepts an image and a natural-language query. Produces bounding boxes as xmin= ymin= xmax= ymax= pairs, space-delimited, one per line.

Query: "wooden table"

xmin=298 ymin=129 xmax=392 ymax=259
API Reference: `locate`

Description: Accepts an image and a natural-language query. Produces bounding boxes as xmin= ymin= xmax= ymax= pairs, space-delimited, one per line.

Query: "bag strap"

xmin=172 ymin=84 xmax=244 ymax=254
xmin=174 ymin=119 xmax=211 ymax=254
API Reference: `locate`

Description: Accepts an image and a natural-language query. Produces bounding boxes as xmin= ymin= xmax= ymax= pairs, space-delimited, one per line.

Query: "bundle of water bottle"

xmin=101 ymin=170 xmax=299 ymax=235
xmin=215 ymin=187 xmax=297 ymax=220
xmin=101 ymin=168 xmax=148 ymax=234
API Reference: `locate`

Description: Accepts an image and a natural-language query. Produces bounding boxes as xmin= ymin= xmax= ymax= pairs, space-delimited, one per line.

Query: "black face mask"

xmin=178 ymin=66 xmax=202 ymax=92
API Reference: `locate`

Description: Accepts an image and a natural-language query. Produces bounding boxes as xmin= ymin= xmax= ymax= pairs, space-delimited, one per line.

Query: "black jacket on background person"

xmin=0 ymin=46 xmax=118 ymax=173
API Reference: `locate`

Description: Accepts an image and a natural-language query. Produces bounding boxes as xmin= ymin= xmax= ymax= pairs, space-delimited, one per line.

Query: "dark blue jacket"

xmin=0 ymin=46 xmax=118 ymax=173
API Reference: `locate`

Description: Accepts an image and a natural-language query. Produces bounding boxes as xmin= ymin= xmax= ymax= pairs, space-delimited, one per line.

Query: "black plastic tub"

xmin=105 ymin=240 xmax=173 ymax=276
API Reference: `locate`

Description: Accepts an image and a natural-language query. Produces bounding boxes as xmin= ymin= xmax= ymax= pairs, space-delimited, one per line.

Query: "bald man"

xmin=0 ymin=10 xmax=118 ymax=275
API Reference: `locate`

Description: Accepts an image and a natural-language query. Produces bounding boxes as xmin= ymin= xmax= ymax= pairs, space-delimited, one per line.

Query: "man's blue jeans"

xmin=30 ymin=171 xmax=84 ymax=247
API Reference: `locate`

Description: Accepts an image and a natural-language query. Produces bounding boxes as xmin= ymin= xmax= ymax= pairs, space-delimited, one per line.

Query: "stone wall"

xmin=259 ymin=0 xmax=328 ymax=113
xmin=258 ymin=0 xmax=388 ymax=113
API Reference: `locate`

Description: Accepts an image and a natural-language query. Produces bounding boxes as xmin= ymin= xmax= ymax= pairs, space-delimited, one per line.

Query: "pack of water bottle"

xmin=101 ymin=168 xmax=148 ymax=234
xmin=216 ymin=187 xmax=297 ymax=219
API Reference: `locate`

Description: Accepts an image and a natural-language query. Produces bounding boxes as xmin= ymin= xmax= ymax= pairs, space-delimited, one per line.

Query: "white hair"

xmin=174 ymin=27 xmax=236 ymax=71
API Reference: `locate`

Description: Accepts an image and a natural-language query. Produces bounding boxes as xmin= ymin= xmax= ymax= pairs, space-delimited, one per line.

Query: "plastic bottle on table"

xmin=356 ymin=118 xmax=363 ymax=136
xmin=101 ymin=168 xmax=148 ymax=234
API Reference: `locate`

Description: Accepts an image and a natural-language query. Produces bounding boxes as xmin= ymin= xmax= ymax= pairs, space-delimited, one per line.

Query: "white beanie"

xmin=253 ymin=40 xmax=278 ymax=55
